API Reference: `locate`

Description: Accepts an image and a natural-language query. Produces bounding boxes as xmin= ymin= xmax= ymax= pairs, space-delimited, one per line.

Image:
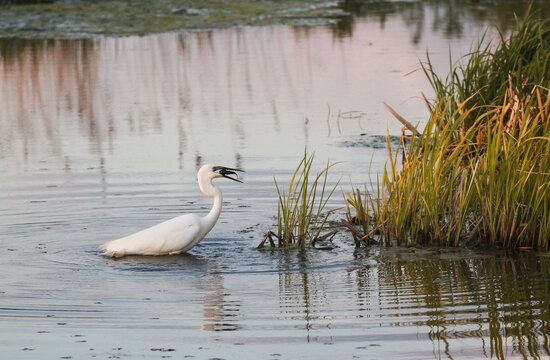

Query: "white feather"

xmin=100 ymin=214 xmax=201 ymax=257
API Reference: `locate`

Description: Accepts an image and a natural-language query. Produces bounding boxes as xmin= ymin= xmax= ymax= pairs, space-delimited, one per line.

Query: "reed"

xmin=334 ymin=184 xmax=381 ymax=247
xmin=260 ymin=150 xmax=340 ymax=249
xmin=372 ymin=13 xmax=550 ymax=250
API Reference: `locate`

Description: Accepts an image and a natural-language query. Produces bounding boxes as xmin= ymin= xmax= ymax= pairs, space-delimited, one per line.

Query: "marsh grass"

xmin=334 ymin=185 xmax=381 ymax=247
xmin=260 ymin=150 xmax=340 ymax=249
xmin=423 ymin=10 xmax=549 ymax=131
xmin=373 ymin=13 xmax=550 ymax=250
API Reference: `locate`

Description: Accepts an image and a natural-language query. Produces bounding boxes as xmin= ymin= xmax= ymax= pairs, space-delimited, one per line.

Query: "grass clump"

xmin=332 ymin=184 xmax=380 ymax=247
xmin=373 ymin=13 xmax=550 ymax=250
xmin=259 ymin=150 xmax=339 ymax=249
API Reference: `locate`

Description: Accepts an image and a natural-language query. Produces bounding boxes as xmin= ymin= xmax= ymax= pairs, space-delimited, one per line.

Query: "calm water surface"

xmin=1 ymin=2 xmax=550 ymax=359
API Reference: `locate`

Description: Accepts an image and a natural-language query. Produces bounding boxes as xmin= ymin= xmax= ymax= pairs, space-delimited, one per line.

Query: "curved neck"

xmin=199 ymin=182 xmax=222 ymax=237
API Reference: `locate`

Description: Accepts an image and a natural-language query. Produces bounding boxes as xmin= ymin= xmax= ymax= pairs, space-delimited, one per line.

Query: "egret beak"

xmin=215 ymin=166 xmax=244 ymax=183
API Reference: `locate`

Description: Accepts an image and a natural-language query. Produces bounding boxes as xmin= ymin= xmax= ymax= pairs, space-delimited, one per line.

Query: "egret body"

xmin=100 ymin=165 xmax=243 ymax=257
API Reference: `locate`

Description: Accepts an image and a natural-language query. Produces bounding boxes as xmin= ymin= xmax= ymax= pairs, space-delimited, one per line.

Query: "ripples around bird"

xmin=3 ymin=216 xmax=550 ymax=359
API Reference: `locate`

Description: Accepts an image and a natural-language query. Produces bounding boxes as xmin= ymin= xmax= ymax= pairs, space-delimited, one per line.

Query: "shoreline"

xmin=0 ymin=0 xmax=347 ymax=39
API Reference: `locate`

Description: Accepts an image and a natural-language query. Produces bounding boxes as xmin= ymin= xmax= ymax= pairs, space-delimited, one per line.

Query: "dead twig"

xmin=311 ymin=230 xmax=338 ymax=246
xmin=383 ymin=102 xmax=421 ymax=137
xmin=258 ymin=231 xmax=279 ymax=249
xmin=311 ymin=212 xmax=331 ymax=243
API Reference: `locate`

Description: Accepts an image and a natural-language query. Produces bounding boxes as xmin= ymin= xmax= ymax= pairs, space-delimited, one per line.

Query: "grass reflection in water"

xmin=273 ymin=248 xmax=550 ymax=358
xmin=374 ymin=249 xmax=549 ymax=358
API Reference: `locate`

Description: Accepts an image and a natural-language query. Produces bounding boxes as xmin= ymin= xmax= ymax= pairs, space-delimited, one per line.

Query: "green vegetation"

xmin=335 ymin=184 xmax=378 ymax=247
xmin=370 ymin=13 xmax=550 ymax=250
xmin=0 ymin=0 xmax=346 ymax=38
xmin=0 ymin=0 xmax=52 ymax=4
xmin=0 ymin=0 xmax=547 ymax=39
xmin=260 ymin=150 xmax=339 ymax=249
xmin=257 ymin=12 xmax=549 ymax=252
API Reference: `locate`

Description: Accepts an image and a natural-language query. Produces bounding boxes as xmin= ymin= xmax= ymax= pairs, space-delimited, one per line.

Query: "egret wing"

xmin=156 ymin=214 xmax=202 ymax=253
xmin=101 ymin=214 xmax=202 ymax=256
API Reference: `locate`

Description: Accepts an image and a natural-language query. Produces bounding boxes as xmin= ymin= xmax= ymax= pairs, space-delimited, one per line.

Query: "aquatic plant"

xmin=260 ymin=150 xmax=339 ymax=249
xmin=375 ymin=13 xmax=550 ymax=250
xmin=422 ymin=9 xmax=550 ymax=131
xmin=334 ymin=185 xmax=379 ymax=247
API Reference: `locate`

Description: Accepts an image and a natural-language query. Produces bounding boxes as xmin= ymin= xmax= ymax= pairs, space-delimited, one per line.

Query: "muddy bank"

xmin=0 ymin=0 xmax=346 ymax=38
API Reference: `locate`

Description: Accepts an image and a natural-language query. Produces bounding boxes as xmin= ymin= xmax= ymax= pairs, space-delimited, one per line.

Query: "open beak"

xmin=217 ymin=166 xmax=244 ymax=183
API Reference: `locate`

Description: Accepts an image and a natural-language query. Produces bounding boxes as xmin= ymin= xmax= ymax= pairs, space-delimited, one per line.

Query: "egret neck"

xmin=198 ymin=172 xmax=223 ymax=239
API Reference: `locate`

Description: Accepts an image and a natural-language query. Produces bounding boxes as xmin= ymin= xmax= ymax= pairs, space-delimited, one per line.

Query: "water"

xmin=1 ymin=2 xmax=550 ymax=359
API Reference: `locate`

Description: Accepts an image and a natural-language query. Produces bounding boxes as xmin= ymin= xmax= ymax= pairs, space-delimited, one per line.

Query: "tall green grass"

xmin=260 ymin=150 xmax=340 ymax=249
xmin=423 ymin=11 xmax=549 ymax=131
xmin=371 ymin=13 xmax=550 ymax=250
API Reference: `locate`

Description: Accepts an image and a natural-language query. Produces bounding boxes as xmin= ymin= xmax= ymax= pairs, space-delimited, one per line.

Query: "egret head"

xmin=199 ymin=164 xmax=244 ymax=183
xmin=212 ymin=165 xmax=244 ymax=182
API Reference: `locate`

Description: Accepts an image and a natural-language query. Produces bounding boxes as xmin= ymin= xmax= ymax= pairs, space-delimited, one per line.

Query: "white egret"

xmin=100 ymin=165 xmax=243 ymax=258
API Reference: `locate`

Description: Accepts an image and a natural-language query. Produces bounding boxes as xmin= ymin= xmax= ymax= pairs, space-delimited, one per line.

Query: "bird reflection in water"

xmin=200 ymin=271 xmax=240 ymax=332
xmin=104 ymin=253 xmax=240 ymax=332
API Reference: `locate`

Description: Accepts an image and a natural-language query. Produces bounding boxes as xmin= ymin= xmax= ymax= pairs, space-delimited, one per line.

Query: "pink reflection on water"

xmin=0 ymin=18 xmax=491 ymax=172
